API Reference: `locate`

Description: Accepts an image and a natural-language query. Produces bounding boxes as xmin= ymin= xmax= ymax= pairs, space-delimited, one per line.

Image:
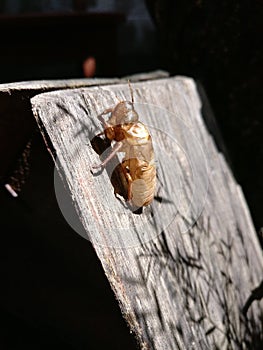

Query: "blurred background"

xmin=0 ymin=0 xmax=160 ymax=80
xmin=0 ymin=0 xmax=262 ymax=349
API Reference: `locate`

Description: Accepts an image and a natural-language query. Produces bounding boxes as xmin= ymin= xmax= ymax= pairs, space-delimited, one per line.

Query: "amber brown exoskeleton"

xmin=92 ymin=83 xmax=156 ymax=208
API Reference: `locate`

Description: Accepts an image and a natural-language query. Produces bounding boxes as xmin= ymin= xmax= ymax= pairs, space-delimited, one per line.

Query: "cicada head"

xmin=111 ymin=101 xmax=139 ymax=125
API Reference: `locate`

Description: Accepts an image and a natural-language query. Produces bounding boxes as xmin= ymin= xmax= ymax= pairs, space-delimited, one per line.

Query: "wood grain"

xmin=31 ymin=77 xmax=263 ymax=349
xmin=0 ymin=77 xmax=118 ymax=184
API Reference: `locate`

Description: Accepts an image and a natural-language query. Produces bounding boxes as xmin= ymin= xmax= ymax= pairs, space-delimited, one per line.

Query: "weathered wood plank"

xmin=124 ymin=70 xmax=169 ymax=82
xmin=0 ymin=78 xmax=118 ymax=92
xmin=31 ymin=77 xmax=263 ymax=349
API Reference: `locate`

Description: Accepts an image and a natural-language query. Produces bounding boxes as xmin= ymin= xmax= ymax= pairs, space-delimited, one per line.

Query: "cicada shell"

xmin=93 ymin=83 xmax=156 ymax=208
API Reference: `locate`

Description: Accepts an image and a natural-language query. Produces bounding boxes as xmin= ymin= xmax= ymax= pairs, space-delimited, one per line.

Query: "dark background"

xmin=0 ymin=0 xmax=262 ymax=349
xmin=145 ymin=0 xmax=263 ymax=235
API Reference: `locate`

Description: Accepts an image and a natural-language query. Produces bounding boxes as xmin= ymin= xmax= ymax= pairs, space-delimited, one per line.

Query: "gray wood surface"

xmin=0 ymin=77 xmax=119 ymax=92
xmin=124 ymin=70 xmax=169 ymax=82
xmin=0 ymin=70 xmax=167 ymax=93
xmin=31 ymin=77 xmax=263 ymax=349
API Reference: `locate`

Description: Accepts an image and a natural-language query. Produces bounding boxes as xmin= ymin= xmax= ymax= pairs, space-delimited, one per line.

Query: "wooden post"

xmin=31 ymin=77 xmax=263 ymax=349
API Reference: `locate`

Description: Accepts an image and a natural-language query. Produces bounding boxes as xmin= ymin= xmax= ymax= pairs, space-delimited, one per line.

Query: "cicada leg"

xmin=92 ymin=141 xmax=123 ymax=169
xmin=121 ymin=160 xmax=133 ymax=202
xmin=97 ymin=108 xmax=113 ymax=129
xmin=126 ymin=172 xmax=133 ymax=202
